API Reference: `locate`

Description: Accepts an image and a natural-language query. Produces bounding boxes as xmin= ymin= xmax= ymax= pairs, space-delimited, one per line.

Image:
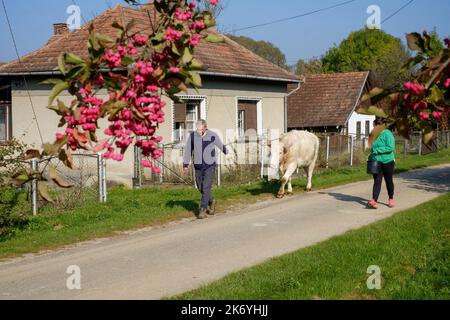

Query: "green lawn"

xmin=0 ymin=148 xmax=449 ymax=260
xmin=175 ymin=192 xmax=450 ymax=300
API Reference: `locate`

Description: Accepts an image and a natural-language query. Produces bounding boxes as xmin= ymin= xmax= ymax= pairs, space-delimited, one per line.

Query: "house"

xmin=287 ymin=71 xmax=375 ymax=138
xmin=0 ymin=3 xmax=300 ymax=184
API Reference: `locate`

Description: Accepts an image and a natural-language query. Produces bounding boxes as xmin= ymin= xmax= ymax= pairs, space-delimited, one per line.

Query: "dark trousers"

xmin=372 ymin=161 xmax=395 ymax=201
xmin=195 ymin=166 xmax=215 ymax=210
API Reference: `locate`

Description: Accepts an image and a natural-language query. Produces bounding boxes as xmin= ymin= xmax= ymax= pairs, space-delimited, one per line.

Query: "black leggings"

xmin=372 ymin=161 xmax=395 ymax=201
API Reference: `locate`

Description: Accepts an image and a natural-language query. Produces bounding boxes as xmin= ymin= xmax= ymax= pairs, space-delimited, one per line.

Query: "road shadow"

xmin=319 ymin=192 xmax=368 ymax=206
xmin=398 ymin=166 xmax=450 ymax=194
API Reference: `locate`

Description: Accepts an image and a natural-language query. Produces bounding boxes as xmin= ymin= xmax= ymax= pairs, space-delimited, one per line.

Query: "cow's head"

xmin=267 ymin=140 xmax=285 ymax=180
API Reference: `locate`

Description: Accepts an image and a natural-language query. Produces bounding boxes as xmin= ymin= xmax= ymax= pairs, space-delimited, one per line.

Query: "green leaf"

xmin=204 ymin=34 xmax=224 ymax=43
xmin=57 ymin=54 xmax=66 ymax=75
xmin=172 ymin=42 xmax=181 ymax=56
xmin=359 ymin=106 xmax=388 ymax=118
xmin=430 ymin=85 xmax=444 ymax=104
xmin=182 ymin=47 xmax=193 ymax=64
xmin=64 ymin=53 xmax=85 ymax=65
xmin=49 ymin=166 xmax=74 ymax=189
xmin=188 ymin=71 xmax=202 ymax=88
xmin=48 ymin=82 xmax=69 ymax=106
xmin=38 ymin=182 xmax=55 ymax=204
xmin=361 ymin=87 xmax=384 ymax=103
xmin=189 ymin=58 xmax=205 ymax=71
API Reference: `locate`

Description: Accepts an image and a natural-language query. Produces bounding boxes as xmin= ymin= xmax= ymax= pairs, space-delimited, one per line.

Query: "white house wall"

xmin=347 ymin=111 xmax=376 ymax=137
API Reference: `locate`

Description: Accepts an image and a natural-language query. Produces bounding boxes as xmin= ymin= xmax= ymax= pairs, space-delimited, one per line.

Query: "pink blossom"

xmin=163 ymin=27 xmax=183 ymax=42
xmin=419 ymin=112 xmax=430 ymax=121
xmin=190 ymin=34 xmax=203 ymax=46
xmin=133 ymin=34 xmax=148 ymax=46
xmin=169 ymin=66 xmax=180 ymax=73
xmin=432 ymin=111 xmax=443 ymax=120
xmin=404 ymin=81 xmax=425 ymax=96
xmin=141 ymin=160 xmax=153 ymax=168
xmin=210 ymin=0 xmax=219 ymax=5
xmin=56 ymin=133 xmax=65 ymax=140
xmin=444 ymin=78 xmax=450 ymax=88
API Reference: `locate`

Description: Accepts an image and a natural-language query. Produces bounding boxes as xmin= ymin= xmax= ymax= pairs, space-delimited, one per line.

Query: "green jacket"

xmin=369 ymin=129 xmax=396 ymax=164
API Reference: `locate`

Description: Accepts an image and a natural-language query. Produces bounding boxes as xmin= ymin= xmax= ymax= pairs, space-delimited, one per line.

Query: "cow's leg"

xmin=306 ymin=162 xmax=316 ymax=192
xmin=287 ymin=177 xmax=293 ymax=195
xmin=277 ymin=163 xmax=297 ymax=199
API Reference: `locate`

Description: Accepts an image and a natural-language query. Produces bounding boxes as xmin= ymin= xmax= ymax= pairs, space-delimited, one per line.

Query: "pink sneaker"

xmin=389 ymin=199 xmax=395 ymax=208
xmin=368 ymin=200 xmax=378 ymax=209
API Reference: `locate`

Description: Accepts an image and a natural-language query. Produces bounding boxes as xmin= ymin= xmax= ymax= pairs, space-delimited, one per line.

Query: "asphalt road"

xmin=1 ymin=165 xmax=449 ymax=300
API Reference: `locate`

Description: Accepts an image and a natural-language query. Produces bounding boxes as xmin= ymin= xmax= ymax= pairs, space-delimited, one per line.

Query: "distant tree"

xmin=226 ymin=35 xmax=288 ymax=70
xmin=295 ymin=58 xmax=323 ymax=75
xmin=322 ymin=28 xmax=411 ymax=90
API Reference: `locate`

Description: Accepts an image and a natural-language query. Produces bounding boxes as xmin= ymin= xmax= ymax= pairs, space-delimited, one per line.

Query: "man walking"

xmin=183 ymin=120 xmax=228 ymax=219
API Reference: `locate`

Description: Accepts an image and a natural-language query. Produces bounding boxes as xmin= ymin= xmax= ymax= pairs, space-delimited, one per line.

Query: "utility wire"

xmin=1 ymin=0 xmax=44 ymax=144
xmin=231 ymin=0 xmax=360 ymax=33
xmin=382 ymin=0 xmax=415 ymax=24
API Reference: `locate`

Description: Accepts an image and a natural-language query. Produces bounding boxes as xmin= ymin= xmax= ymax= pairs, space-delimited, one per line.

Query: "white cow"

xmin=269 ymin=130 xmax=320 ymax=198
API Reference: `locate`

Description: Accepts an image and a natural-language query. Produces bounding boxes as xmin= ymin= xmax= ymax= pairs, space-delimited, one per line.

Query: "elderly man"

xmin=183 ymin=120 xmax=228 ymax=219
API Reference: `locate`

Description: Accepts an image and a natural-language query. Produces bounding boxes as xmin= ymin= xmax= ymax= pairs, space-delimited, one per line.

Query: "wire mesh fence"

xmin=134 ymin=130 xmax=450 ymax=188
xmin=21 ymin=153 xmax=106 ymax=215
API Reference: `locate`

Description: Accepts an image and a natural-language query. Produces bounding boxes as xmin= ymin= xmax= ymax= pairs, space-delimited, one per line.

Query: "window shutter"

xmin=174 ymin=103 xmax=187 ymax=122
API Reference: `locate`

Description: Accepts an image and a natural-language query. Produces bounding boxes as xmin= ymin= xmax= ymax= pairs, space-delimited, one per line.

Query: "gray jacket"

xmin=183 ymin=130 xmax=228 ymax=170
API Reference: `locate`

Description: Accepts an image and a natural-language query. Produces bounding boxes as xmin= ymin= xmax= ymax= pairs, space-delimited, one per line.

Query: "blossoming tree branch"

xmin=359 ymin=32 xmax=450 ymax=143
xmin=10 ymin=0 xmax=221 ymax=201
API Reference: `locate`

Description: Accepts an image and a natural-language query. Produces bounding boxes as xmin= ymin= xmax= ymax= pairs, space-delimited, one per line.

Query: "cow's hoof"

xmin=306 ymin=188 xmax=313 ymax=192
xmin=276 ymin=193 xmax=285 ymax=199
xmin=287 ymin=192 xmax=294 ymax=196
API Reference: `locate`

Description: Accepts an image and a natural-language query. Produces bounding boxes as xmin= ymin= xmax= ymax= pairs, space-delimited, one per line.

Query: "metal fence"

xmin=25 ymin=153 xmax=106 ymax=216
xmin=133 ymin=130 xmax=450 ymax=188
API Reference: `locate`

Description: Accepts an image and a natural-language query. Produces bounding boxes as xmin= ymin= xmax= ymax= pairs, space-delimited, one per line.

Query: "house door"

xmin=238 ymin=100 xmax=258 ymax=137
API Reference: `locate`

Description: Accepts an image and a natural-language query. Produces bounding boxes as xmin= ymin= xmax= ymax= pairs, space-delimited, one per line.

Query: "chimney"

xmin=53 ymin=23 xmax=69 ymax=36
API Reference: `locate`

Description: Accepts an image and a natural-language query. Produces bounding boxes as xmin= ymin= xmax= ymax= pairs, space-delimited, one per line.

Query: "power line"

xmin=382 ymin=0 xmax=415 ymax=24
xmin=231 ymin=0 xmax=360 ymax=33
xmin=1 ymin=0 xmax=44 ymax=144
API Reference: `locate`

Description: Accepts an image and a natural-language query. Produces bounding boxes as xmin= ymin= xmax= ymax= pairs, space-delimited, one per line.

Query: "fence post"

xmin=217 ymin=151 xmax=222 ymax=187
xmin=159 ymin=143 xmax=164 ymax=184
xmin=133 ymin=143 xmax=142 ymax=189
xmin=260 ymin=136 xmax=266 ymax=179
xmin=30 ymin=158 xmax=38 ymax=216
xmin=326 ymin=136 xmax=330 ymax=169
xmin=419 ymin=132 xmax=423 ymax=156
xmin=349 ymin=136 xmax=354 ymax=167
xmin=98 ymin=153 xmax=107 ymax=203
xmin=447 ymin=131 xmax=450 ymax=149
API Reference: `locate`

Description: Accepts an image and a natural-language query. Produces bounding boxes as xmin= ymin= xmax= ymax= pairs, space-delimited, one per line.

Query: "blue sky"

xmin=1 ymin=0 xmax=449 ymax=65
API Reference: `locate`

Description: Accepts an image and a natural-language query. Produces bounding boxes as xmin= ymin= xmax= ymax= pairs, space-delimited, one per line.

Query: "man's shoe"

xmin=207 ymin=200 xmax=216 ymax=215
xmin=367 ymin=200 xmax=378 ymax=209
xmin=196 ymin=208 xmax=208 ymax=220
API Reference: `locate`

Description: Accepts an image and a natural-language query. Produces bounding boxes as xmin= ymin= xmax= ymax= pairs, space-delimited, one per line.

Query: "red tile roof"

xmin=0 ymin=4 xmax=299 ymax=83
xmin=287 ymin=71 xmax=370 ymax=129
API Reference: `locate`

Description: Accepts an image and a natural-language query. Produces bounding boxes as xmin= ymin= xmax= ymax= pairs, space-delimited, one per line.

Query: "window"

xmin=238 ymin=100 xmax=258 ymax=138
xmin=238 ymin=110 xmax=245 ymax=137
xmin=173 ymin=100 xmax=202 ymax=142
xmin=365 ymin=121 xmax=371 ymax=137
xmin=356 ymin=121 xmax=362 ymax=139
xmin=0 ymin=79 xmax=11 ymax=142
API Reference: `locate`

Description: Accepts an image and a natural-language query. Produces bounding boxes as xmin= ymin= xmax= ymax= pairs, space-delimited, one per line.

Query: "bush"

xmin=0 ymin=186 xmax=28 ymax=237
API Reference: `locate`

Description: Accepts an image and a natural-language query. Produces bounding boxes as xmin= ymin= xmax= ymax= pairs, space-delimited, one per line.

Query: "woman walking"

xmin=368 ymin=119 xmax=397 ymax=209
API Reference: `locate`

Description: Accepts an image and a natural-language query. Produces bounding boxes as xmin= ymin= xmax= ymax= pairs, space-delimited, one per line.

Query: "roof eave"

xmin=0 ymin=70 xmax=302 ymax=84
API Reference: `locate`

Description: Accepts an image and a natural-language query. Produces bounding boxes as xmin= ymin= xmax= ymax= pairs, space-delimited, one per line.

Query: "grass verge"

xmin=0 ymin=149 xmax=449 ymax=260
xmin=175 ymin=192 xmax=450 ymax=300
